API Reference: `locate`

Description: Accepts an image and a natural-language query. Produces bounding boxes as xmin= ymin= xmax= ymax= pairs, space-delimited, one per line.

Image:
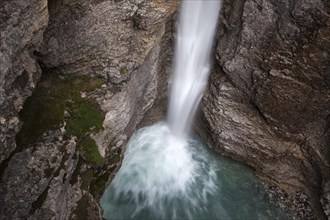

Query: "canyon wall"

xmin=0 ymin=0 xmax=176 ymax=219
xmin=0 ymin=0 xmax=48 ymax=166
xmin=1 ymin=0 xmax=329 ymax=219
xmin=199 ymin=0 xmax=330 ymax=219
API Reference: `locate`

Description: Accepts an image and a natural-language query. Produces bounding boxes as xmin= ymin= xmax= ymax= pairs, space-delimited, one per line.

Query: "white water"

xmin=168 ymin=0 xmax=220 ymax=138
xmin=100 ymin=123 xmax=292 ymax=220
xmin=100 ymin=1 xmax=292 ymax=219
xmin=101 ymin=2 xmax=222 ymax=218
xmin=101 ymin=123 xmax=222 ymax=220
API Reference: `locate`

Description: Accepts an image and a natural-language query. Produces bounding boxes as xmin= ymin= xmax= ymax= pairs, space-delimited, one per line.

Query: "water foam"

xmin=101 ymin=123 xmax=293 ymax=220
xmin=101 ymin=123 xmax=220 ymax=219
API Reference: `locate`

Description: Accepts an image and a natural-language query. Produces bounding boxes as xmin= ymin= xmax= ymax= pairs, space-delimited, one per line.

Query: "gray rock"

xmin=0 ymin=0 xmax=48 ymax=163
xmin=39 ymin=0 xmax=178 ymax=156
xmin=0 ymin=135 xmax=79 ymax=219
xmin=0 ymin=0 xmax=177 ymax=219
xmin=321 ymin=180 xmax=330 ymax=217
xmin=199 ymin=0 xmax=330 ymax=219
xmin=40 ymin=0 xmax=177 ymax=83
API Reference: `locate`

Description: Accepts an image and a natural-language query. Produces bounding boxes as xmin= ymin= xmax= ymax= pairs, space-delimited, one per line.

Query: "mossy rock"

xmin=16 ymin=72 xmax=106 ymax=165
xmin=73 ymin=194 xmax=91 ymax=220
xmin=81 ymin=169 xmax=94 ymax=191
xmin=79 ymin=135 xmax=104 ymax=164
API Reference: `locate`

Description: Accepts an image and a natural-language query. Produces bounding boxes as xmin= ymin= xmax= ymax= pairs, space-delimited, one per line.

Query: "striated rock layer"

xmin=198 ymin=0 xmax=330 ymax=219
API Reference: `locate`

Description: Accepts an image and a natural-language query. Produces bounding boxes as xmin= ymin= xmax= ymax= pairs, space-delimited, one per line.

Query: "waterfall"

xmin=168 ymin=0 xmax=220 ymax=138
xmin=100 ymin=2 xmax=293 ymax=219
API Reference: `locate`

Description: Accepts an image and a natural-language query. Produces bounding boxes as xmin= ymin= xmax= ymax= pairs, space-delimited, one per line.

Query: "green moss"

xmin=81 ymin=169 xmax=94 ymax=191
xmin=119 ymin=67 xmax=126 ymax=75
xmin=89 ymin=152 xmax=121 ymax=197
xmin=16 ymin=77 xmax=65 ymax=147
xmin=16 ymin=72 xmax=106 ymax=164
xmin=109 ymin=154 xmax=120 ymax=164
xmin=73 ymin=194 xmax=91 ymax=219
xmin=90 ymin=173 xmax=109 ymax=197
xmin=66 ymin=100 xmax=103 ymax=136
xmin=79 ymin=135 xmax=104 ymax=164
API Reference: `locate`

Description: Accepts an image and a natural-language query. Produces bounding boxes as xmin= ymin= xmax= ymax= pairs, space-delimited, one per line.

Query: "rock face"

xmin=0 ymin=0 xmax=177 ymax=219
xmin=40 ymin=0 xmax=178 ymax=155
xmin=199 ymin=0 xmax=330 ymax=219
xmin=1 ymin=0 xmax=329 ymax=219
xmin=0 ymin=0 xmax=48 ymax=164
xmin=1 ymin=135 xmax=80 ymax=219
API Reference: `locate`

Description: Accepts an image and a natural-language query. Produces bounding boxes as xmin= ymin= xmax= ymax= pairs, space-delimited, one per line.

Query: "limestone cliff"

xmin=198 ymin=0 xmax=330 ymax=219
xmin=0 ymin=0 xmax=177 ymax=219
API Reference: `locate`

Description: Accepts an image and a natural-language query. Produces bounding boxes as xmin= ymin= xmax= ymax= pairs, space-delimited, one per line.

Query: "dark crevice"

xmin=249 ymin=100 xmax=269 ymax=125
xmin=0 ymin=152 xmax=15 ymax=182
xmin=28 ymin=186 xmax=50 ymax=216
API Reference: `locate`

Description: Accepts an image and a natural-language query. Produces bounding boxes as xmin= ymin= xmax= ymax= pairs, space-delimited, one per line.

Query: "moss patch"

xmin=90 ymin=152 xmax=122 ymax=197
xmin=16 ymin=72 xmax=105 ymax=164
xmin=109 ymin=153 xmax=120 ymax=164
xmin=79 ymin=135 xmax=104 ymax=164
xmin=90 ymin=173 xmax=109 ymax=197
xmin=73 ymin=194 xmax=91 ymax=219
xmin=16 ymin=76 xmax=65 ymax=147
xmin=81 ymin=169 xmax=94 ymax=191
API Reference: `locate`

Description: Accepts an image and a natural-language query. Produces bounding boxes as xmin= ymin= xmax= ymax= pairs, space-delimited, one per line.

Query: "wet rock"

xmin=199 ymin=0 xmax=330 ymax=219
xmin=1 ymin=0 xmax=178 ymax=219
xmin=39 ymin=0 xmax=178 ymax=157
xmin=93 ymin=41 xmax=162 ymax=155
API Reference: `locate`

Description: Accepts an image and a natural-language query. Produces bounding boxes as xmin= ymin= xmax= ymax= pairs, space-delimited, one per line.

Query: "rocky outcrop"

xmin=199 ymin=0 xmax=330 ymax=219
xmin=0 ymin=0 xmax=48 ymax=164
xmin=1 ymin=0 xmax=177 ymax=219
xmin=1 ymin=134 xmax=80 ymax=219
xmin=40 ymin=0 xmax=178 ymax=155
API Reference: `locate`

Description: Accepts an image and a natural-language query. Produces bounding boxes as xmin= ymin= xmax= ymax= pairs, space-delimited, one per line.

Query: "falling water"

xmin=100 ymin=1 xmax=292 ymax=219
xmin=168 ymin=1 xmax=220 ymax=138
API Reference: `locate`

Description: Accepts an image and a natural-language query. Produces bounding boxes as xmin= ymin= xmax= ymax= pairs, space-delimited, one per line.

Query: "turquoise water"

xmin=100 ymin=123 xmax=292 ymax=220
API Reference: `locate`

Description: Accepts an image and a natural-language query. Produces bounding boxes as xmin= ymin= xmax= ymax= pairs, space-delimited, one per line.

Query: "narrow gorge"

xmin=0 ymin=0 xmax=329 ymax=219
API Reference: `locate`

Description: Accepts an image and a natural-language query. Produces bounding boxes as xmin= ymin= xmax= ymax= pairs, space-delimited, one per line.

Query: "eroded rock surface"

xmin=1 ymin=135 xmax=79 ymax=219
xmin=40 ymin=0 xmax=178 ymax=156
xmin=1 ymin=0 xmax=177 ymax=219
xmin=0 ymin=0 xmax=48 ymax=164
xmin=199 ymin=0 xmax=330 ymax=219
xmin=40 ymin=0 xmax=177 ymax=83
